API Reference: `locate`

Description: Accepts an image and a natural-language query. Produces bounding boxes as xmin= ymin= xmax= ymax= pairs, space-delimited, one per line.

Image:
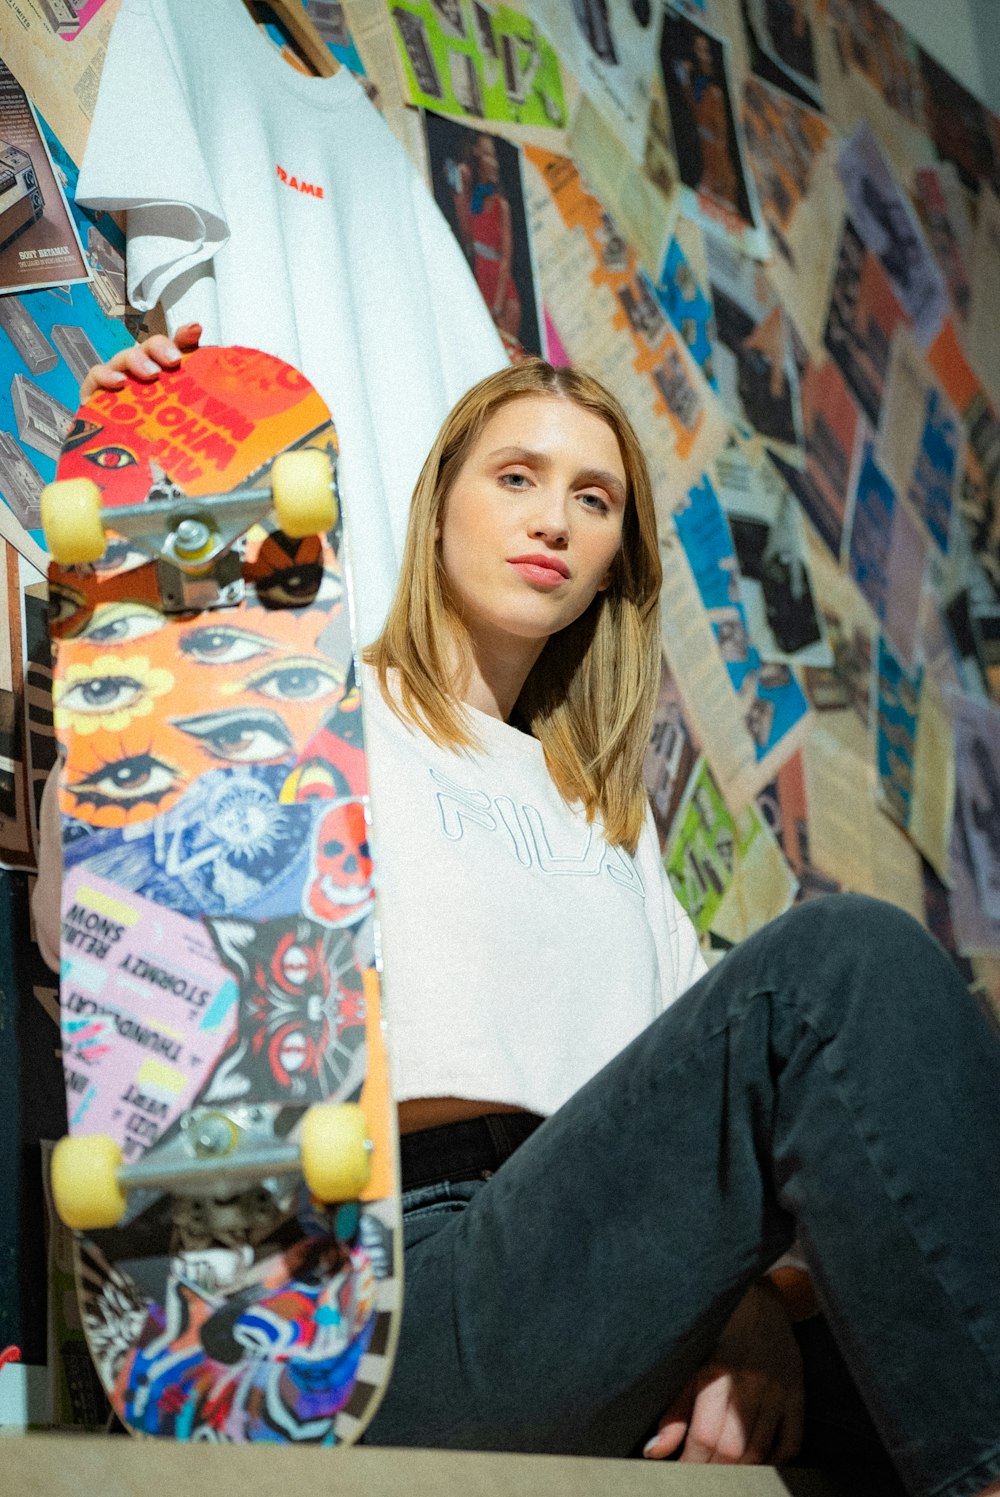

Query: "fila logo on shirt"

xmin=276 ymin=164 xmax=324 ymax=198
xmin=430 ymin=769 xmax=645 ymax=898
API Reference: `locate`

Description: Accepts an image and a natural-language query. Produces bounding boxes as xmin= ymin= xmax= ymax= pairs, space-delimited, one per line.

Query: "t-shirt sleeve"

xmin=639 ymin=807 xmax=707 ymax=1008
xmin=668 ymin=885 xmax=707 ymax=997
xmin=32 ymin=762 xmax=63 ymax=974
xmin=75 ymin=0 xmax=229 ymax=313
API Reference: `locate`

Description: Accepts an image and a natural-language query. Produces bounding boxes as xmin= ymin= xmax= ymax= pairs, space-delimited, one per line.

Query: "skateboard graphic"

xmin=43 ymin=346 xmax=400 ymax=1443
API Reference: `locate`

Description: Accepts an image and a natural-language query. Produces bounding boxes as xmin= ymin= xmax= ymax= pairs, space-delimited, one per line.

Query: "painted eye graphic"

xmin=253 ymin=561 xmax=324 ymax=608
xmin=83 ymin=604 xmax=163 ymax=645
xmin=173 ymin=709 xmax=294 ymax=762
xmin=54 ymin=656 xmax=173 ymax=734
xmin=70 ymin=753 xmax=179 ymax=811
xmin=59 ymin=674 xmax=145 ymax=714
xmin=47 ymin=581 xmax=89 ymax=635
xmin=86 ymin=445 xmax=137 ymax=471
xmin=179 ymin=625 xmax=274 ymax=665
xmin=244 ymin=658 xmax=341 ymax=703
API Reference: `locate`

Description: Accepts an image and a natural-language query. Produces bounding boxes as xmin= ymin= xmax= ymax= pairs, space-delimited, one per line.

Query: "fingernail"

xmin=164 ymin=343 xmax=181 ymax=360
xmin=138 ymin=356 xmax=159 ymax=374
xmin=642 ymin=1437 xmax=660 ymax=1458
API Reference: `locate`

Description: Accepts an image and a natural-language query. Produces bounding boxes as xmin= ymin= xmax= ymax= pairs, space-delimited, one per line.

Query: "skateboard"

xmin=42 ymin=345 xmax=400 ymax=1443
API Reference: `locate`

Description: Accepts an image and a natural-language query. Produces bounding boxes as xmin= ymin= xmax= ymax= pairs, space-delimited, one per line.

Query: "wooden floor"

xmin=4 ymin=1435 xmax=852 ymax=1496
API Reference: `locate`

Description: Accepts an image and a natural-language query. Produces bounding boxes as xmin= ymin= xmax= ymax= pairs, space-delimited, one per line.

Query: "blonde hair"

xmin=365 ymin=360 xmax=662 ymax=853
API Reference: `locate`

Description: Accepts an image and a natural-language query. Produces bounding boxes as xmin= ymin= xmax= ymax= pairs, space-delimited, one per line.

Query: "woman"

xmin=450 ymin=133 xmax=522 ymax=343
xmin=36 ymin=334 xmax=1000 ymax=1494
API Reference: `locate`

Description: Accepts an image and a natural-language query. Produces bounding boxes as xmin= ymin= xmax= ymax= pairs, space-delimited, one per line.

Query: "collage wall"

xmin=0 ymin=0 xmax=998 ymax=1419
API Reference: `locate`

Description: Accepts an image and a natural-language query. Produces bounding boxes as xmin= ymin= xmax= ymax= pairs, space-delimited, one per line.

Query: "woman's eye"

xmin=179 ymin=626 xmax=273 ymax=665
xmin=245 ymin=657 xmax=341 ymax=703
xmin=580 ymin=492 xmax=610 ymax=513
xmin=173 ymin=709 xmax=293 ymax=762
xmin=499 ymin=471 xmax=531 ymax=488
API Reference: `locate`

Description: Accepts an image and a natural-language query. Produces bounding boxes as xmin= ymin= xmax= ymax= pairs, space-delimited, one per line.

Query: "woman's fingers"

xmin=79 ymin=322 xmax=202 ymax=402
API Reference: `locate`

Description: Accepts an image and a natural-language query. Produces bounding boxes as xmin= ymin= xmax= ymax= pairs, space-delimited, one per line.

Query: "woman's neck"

xmin=446 ymin=628 xmax=544 ymax=722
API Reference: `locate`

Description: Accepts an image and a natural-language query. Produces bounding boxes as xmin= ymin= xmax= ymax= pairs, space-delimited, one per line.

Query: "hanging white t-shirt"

xmin=76 ymin=0 xmax=506 ymax=642
xmin=363 ymin=669 xmax=707 ymax=1116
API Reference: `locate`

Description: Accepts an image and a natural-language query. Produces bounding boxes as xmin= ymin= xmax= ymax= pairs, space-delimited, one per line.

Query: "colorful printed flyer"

xmin=0 ymin=60 xmax=90 ymax=294
xmin=390 ymin=1 xmax=567 ymax=127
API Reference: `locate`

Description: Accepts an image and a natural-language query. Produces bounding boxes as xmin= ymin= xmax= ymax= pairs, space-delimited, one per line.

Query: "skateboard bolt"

xmin=190 ymin=1114 xmax=238 ymax=1159
xmin=174 ymin=518 xmax=213 ymax=560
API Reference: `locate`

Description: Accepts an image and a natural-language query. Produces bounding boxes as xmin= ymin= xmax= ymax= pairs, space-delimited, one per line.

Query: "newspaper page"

xmin=389 ymin=0 xmax=568 ymax=129
xmin=801 ymin=721 xmax=878 ymax=898
xmin=663 ymin=468 xmax=811 ymax=809
xmin=423 ymin=111 xmax=545 ymax=356
xmin=568 ymin=93 xmax=680 ymax=279
xmin=0 ymin=60 xmax=89 ymax=292
xmin=0 ymin=0 xmax=122 ymax=166
xmin=876 ymin=326 xmax=961 ymax=556
xmin=739 ymin=76 xmax=842 ymax=357
xmin=770 ymin=350 xmax=862 ymax=563
xmin=653 ymin=225 xmax=718 ymax=391
xmin=523 ymin=146 xmax=728 ymax=507
xmin=703 ymin=233 xmax=803 ymax=458
xmin=650 ymin=5 xmax=767 ymax=260
xmin=917 ymin=46 xmax=998 ymax=194
xmin=708 ymin=797 xmax=798 ymax=946
xmin=756 ymin=748 xmax=842 ymax=900
xmin=528 ymin=0 xmax=659 ymax=159
xmin=823 ymin=217 xmax=907 ymax=430
xmin=663 ymin=753 xmax=763 ymax=937
xmin=846 ymin=442 xmax=927 ymax=669
xmin=643 ymin=652 xmax=700 ymax=852
xmin=837 ymin=122 xmax=947 ymax=349
xmin=913 ymin=165 xmax=972 ymax=326
xmin=872 ymin=632 xmax=953 ymax=882
xmin=966 ymin=186 xmax=1000 ymax=411
xmin=713 ymin=440 xmax=830 ymax=669
xmin=810 ymin=0 xmax=933 ymax=187
xmin=950 ymin=690 xmax=1000 ymax=923
xmin=742 ymin=0 xmax=821 ymax=109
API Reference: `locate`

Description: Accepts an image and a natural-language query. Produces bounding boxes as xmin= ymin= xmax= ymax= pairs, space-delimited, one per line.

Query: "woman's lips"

xmin=508 ymin=554 xmax=570 ymax=587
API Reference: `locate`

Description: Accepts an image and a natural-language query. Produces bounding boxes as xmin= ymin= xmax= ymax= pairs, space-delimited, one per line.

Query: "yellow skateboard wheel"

xmin=40 ymin=479 xmax=106 ymax=566
xmin=301 ymin=1102 xmax=372 ymax=1202
xmin=271 ymin=450 xmax=336 ymax=538
xmin=51 ymin=1134 xmax=127 ymax=1231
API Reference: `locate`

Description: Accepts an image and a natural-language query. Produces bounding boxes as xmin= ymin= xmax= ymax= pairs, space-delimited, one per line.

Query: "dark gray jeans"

xmin=366 ymin=896 xmax=1000 ymax=1497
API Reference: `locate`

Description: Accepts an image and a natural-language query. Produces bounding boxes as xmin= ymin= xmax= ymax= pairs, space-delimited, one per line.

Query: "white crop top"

xmin=363 ymin=668 xmax=707 ymax=1115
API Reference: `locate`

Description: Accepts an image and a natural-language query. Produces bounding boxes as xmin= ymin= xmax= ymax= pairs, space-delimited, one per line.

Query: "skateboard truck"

xmin=40 ymin=449 xmax=336 ymax=614
xmin=50 ymin=1100 xmax=373 ymax=1233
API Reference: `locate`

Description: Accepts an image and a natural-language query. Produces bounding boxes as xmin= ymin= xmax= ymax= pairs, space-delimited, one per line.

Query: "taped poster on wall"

xmin=650 ymin=5 xmax=767 ymax=260
xmin=390 ymin=0 xmax=567 ymax=127
xmin=0 ymin=61 xmax=90 ymax=294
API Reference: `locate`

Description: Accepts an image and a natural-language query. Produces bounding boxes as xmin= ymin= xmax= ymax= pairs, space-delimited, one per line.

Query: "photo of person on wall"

xmin=425 ymin=110 xmax=544 ymax=357
xmin=659 ymin=10 xmax=751 ymax=224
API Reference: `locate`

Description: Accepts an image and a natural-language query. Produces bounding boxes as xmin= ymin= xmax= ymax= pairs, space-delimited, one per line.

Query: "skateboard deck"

xmin=44 ymin=345 xmax=400 ymax=1443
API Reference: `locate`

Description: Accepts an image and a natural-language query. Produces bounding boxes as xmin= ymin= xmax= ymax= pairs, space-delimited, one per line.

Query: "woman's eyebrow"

xmin=487 ymin=447 xmax=626 ymax=503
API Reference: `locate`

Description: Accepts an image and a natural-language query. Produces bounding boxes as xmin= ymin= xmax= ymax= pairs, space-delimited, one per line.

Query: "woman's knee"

xmin=765 ymin=892 xmax=965 ymax=1039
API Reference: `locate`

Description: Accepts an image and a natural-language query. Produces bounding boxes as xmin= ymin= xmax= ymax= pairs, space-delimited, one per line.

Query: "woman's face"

xmin=473 ymin=135 xmax=500 ymax=185
xmin=438 ymin=395 xmax=627 ymax=661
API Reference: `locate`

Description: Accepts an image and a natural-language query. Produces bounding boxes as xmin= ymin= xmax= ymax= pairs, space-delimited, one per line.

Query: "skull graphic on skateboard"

xmin=43 ymin=345 xmax=399 ymax=1444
